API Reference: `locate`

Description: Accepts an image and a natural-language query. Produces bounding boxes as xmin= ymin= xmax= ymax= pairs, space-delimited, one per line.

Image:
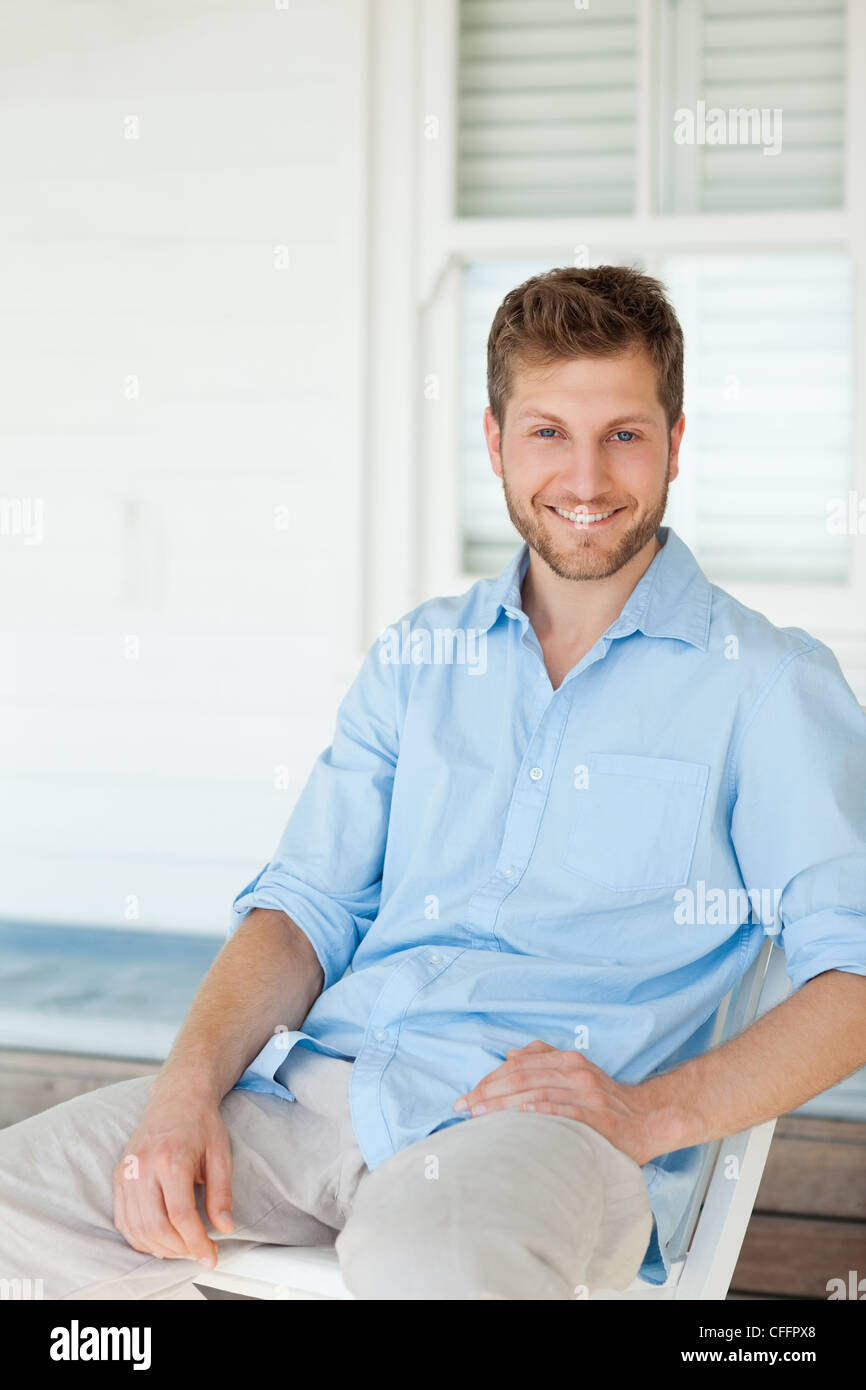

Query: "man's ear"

xmin=483 ymin=406 xmax=504 ymax=479
xmin=667 ymin=413 xmax=685 ymax=482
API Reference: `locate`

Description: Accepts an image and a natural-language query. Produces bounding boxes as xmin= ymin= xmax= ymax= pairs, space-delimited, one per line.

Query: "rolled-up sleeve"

xmin=729 ymin=639 xmax=866 ymax=991
xmin=229 ymin=636 xmax=400 ymax=992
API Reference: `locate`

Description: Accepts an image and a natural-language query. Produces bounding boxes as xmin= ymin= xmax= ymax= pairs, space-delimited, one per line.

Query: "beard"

xmin=500 ymin=454 xmax=672 ymax=582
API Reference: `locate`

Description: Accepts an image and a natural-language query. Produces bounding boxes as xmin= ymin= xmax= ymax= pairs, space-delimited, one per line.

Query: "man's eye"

xmin=610 ymin=430 xmax=636 ymax=442
xmin=535 ymin=428 xmax=560 ymax=439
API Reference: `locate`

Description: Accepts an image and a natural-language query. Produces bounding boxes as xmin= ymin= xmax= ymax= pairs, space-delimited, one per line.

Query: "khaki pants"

xmin=0 ymin=1047 xmax=653 ymax=1300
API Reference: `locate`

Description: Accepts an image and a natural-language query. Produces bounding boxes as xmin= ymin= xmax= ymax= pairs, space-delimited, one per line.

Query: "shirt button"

xmin=428 ymin=952 xmax=441 ymax=964
xmin=529 ymin=766 xmax=543 ymax=780
xmin=373 ymin=1029 xmax=387 ymax=1042
xmin=502 ymin=866 xmax=514 ymax=878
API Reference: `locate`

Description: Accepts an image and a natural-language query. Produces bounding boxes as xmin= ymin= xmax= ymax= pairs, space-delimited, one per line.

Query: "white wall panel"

xmin=0 ymin=0 xmax=369 ymax=932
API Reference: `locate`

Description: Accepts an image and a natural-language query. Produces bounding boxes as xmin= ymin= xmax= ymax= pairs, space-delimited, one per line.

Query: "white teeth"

xmin=553 ymin=507 xmax=617 ymax=525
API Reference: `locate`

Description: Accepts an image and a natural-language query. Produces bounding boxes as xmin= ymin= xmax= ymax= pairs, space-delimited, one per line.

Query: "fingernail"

xmin=453 ymin=1097 xmax=468 ymax=1111
xmin=218 ymin=1210 xmax=234 ymax=1226
xmin=198 ymin=1257 xmax=215 ymax=1269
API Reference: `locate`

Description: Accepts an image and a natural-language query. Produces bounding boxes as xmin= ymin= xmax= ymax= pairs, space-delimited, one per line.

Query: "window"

xmin=660 ymin=0 xmax=846 ymax=214
xmin=457 ymin=0 xmax=640 ymax=216
xmin=410 ymin=0 xmax=865 ymax=697
xmin=659 ymin=251 xmax=852 ymax=583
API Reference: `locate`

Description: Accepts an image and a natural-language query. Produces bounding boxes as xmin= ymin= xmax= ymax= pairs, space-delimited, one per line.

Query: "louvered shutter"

xmin=457 ymin=0 xmax=639 ymax=217
xmin=660 ymin=252 xmax=852 ymax=582
xmin=664 ymin=0 xmax=846 ymax=213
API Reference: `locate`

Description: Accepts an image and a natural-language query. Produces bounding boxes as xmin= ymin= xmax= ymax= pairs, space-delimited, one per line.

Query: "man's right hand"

xmin=112 ymin=1076 xmax=236 ymax=1269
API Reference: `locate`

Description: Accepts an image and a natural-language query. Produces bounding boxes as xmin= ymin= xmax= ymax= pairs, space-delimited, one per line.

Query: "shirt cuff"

xmin=780 ymin=907 xmax=866 ymax=992
xmin=230 ymin=867 xmax=358 ymax=992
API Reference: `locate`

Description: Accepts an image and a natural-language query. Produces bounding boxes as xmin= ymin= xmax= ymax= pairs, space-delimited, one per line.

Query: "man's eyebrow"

xmin=604 ymin=414 xmax=658 ymax=429
xmin=513 ymin=407 xmax=659 ymax=429
xmin=512 ymin=406 xmax=570 ymax=427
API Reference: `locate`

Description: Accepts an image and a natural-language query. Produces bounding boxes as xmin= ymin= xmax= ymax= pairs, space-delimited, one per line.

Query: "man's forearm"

xmin=152 ymin=907 xmax=324 ymax=1105
xmin=641 ymin=968 xmax=866 ymax=1157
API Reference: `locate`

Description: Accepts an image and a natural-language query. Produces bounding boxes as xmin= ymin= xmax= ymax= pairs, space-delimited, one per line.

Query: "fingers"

xmin=113 ymin=1140 xmax=222 ymax=1266
xmin=464 ymin=1057 xmax=589 ymax=1107
xmin=113 ymin=1169 xmax=193 ymax=1262
xmin=460 ymin=1086 xmax=589 ymax=1117
xmin=489 ymin=1084 xmax=589 ymax=1117
xmin=160 ymin=1170 xmax=219 ymax=1268
xmin=202 ymin=1145 xmax=235 ymax=1234
xmin=454 ymin=1048 xmax=606 ymax=1118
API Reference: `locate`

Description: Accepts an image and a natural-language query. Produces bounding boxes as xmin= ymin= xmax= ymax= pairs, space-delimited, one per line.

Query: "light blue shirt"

xmin=228 ymin=525 xmax=866 ymax=1284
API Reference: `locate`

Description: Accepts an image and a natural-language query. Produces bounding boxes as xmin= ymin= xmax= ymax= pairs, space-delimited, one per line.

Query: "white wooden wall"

xmin=0 ymin=0 xmax=369 ymax=934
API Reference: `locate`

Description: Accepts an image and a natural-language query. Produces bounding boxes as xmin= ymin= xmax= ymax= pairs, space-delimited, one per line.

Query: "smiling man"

xmin=488 ymin=329 xmax=686 ymax=687
xmin=2 ymin=265 xmax=866 ymax=1302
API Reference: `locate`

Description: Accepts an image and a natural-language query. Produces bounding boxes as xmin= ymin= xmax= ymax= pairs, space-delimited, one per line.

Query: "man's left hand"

xmin=452 ymin=1040 xmax=677 ymax=1166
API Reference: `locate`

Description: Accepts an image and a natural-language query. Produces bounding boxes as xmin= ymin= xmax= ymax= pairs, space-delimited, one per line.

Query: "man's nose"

xmin=554 ymin=444 xmax=612 ymax=504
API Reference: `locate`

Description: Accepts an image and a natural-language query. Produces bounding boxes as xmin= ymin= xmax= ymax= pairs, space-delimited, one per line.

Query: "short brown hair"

xmin=486 ymin=264 xmax=684 ymax=432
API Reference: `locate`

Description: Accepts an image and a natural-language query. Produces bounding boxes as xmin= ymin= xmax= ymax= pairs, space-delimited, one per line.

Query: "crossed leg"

xmin=338 ymin=1108 xmax=654 ymax=1300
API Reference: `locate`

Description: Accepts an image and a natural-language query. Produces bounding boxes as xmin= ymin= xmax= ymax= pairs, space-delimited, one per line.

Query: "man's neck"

xmin=520 ymin=532 xmax=662 ymax=650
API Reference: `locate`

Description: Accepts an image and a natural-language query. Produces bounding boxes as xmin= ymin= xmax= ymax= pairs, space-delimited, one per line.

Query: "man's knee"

xmin=334 ymin=1110 xmax=652 ymax=1300
xmin=335 ymin=1138 xmax=578 ymax=1299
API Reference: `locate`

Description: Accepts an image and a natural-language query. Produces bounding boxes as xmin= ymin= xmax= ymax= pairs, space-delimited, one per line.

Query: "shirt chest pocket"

xmin=561 ymin=752 xmax=710 ymax=891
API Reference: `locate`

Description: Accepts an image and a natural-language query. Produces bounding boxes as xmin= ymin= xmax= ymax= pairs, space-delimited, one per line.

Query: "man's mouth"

xmin=544 ymin=504 xmax=626 ymax=530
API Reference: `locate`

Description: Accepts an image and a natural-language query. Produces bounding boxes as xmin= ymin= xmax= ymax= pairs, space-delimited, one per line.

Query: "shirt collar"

xmin=473 ymin=525 xmax=712 ymax=651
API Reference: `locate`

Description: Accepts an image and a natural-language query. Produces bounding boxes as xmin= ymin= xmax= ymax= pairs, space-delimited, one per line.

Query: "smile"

xmin=546 ymin=505 xmax=625 ymax=529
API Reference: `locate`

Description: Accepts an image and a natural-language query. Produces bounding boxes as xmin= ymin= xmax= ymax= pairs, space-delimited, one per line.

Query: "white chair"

xmin=195 ymin=937 xmax=791 ymax=1301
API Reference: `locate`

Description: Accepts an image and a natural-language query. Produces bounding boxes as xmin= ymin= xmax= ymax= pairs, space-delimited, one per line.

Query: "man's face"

xmin=483 ymin=348 xmax=685 ymax=582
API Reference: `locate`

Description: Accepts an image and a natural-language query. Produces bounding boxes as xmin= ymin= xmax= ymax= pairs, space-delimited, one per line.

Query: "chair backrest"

xmin=667 ymin=935 xmax=792 ymax=1298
